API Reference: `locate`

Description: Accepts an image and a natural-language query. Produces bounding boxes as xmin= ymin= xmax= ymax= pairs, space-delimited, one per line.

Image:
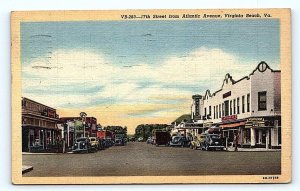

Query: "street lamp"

xmin=80 ymin=112 xmax=87 ymax=137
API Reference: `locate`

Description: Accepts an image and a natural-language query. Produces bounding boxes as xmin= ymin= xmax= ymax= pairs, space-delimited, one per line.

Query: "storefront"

xmin=245 ymin=116 xmax=281 ymax=149
xmin=22 ymin=125 xmax=61 ymax=152
xmin=22 ymin=97 xmax=61 ymax=152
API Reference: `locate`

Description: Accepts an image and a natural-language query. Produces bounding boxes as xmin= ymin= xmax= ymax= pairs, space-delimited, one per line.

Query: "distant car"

xmin=202 ymin=134 xmax=225 ymax=151
xmin=105 ymin=138 xmax=113 ymax=147
xmin=97 ymin=138 xmax=106 ymax=150
xmin=128 ymin=137 xmax=136 ymax=142
xmin=137 ymin=137 xmax=144 ymax=142
xmin=146 ymin=137 xmax=152 ymax=144
xmin=114 ymin=138 xmax=125 ymax=146
xmin=73 ymin=137 xmax=91 ymax=153
xmin=89 ymin=137 xmax=99 ymax=152
xmin=169 ymin=136 xmax=190 ymax=147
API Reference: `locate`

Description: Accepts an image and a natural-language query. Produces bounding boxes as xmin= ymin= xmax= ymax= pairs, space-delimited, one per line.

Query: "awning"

xmin=219 ymin=121 xmax=246 ymax=128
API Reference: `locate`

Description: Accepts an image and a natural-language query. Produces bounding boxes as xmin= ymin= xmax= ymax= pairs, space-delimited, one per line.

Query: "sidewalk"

xmin=22 ymin=165 xmax=33 ymax=174
xmin=22 ymin=152 xmax=73 ymax=155
xmin=226 ymin=147 xmax=281 ymax=152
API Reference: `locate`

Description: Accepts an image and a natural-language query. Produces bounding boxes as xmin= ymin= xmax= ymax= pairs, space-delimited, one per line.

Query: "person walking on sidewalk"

xmin=234 ymin=131 xmax=240 ymax=152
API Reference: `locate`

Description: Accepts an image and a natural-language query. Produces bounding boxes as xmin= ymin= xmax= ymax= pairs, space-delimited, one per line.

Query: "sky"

xmin=21 ymin=19 xmax=280 ymax=134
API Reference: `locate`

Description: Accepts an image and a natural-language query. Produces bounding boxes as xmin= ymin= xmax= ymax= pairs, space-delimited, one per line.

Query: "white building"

xmin=191 ymin=61 xmax=281 ymax=149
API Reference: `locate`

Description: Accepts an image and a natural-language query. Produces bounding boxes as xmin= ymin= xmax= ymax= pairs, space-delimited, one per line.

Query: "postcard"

xmin=11 ymin=9 xmax=291 ymax=184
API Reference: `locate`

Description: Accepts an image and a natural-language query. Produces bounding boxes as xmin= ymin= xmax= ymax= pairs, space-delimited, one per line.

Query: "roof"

xmin=204 ymin=61 xmax=281 ymax=99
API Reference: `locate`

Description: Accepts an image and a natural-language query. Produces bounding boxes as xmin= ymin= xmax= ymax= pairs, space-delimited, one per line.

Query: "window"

xmin=247 ymin=93 xmax=250 ymax=112
xmin=258 ymin=91 xmax=267 ymax=110
xmin=216 ymin=105 xmax=218 ymax=119
xmin=224 ymin=100 xmax=229 ymax=116
xmin=219 ymin=104 xmax=221 ymax=118
xmin=230 ymin=100 xmax=232 ymax=115
xmin=204 ymin=108 xmax=207 ymax=117
xmin=209 ymin=106 xmax=211 ymax=117
xmin=213 ymin=106 xmax=215 ymax=119
xmin=222 ymin=103 xmax=225 ymax=116
xmin=237 ymin=97 xmax=240 ymax=114
xmin=233 ymin=99 xmax=236 ymax=114
xmin=242 ymin=95 xmax=245 ymax=113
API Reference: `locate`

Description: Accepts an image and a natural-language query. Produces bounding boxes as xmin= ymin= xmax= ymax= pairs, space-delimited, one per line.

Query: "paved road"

xmin=23 ymin=142 xmax=281 ymax=176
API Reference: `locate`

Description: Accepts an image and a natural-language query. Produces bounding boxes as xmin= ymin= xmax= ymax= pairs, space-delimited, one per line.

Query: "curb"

xmin=226 ymin=148 xmax=281 ymax=152
xmin=22 ymin=165 xmax=33 ymax=174
xmin=22 ymin=152 xmax=74 ymax=155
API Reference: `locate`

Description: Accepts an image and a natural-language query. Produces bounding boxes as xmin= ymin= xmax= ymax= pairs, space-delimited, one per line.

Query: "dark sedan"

xmin=72 ymin=137 xmax=92 ymax=153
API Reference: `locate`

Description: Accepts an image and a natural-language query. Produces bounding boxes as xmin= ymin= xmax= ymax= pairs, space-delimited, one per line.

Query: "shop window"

xmin=258 ymin=91 xmax=267 ymax=111
xmin=247 ymin=93 xmax=250 ymax=112
xmin=242 ymin=95 xmax=245 ymax=113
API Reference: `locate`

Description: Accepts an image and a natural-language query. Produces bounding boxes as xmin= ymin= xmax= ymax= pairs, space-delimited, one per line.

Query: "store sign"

xmin=223 ymin=91 xmax=231 ymax=99
xmin=247 ymin=117 xmax=264 ymax=122
xmin=222 ymin=115 xmax=237 ymax=123
xmin=246 ymin=117 xmax=265 ymax=128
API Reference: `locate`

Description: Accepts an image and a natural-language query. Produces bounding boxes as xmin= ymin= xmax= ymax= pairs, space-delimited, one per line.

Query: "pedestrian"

xmin=234 ymin=131 xmax=239 ymax=151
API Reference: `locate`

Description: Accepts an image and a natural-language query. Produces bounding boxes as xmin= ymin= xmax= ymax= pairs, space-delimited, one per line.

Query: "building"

xmin=190 ymin=61 xmax=281 ymax=149
xmin=58 ymin=117 xmax=97 ymax=140
xmin=22 ymin=97 xmax=61 ymax=152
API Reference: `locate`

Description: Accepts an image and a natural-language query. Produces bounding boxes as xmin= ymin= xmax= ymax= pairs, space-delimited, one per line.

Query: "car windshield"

xmin=173 ymin=137 xmax=181 ymax=142
xmin=210 ymin=135 xmax=220 ymax=139
xmin=90 ymin=138 xmax=96 ymax=141
xmin=76 ymin=138 xmax=87 ymax=142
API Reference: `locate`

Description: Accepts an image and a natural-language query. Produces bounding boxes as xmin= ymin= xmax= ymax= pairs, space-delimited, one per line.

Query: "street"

xmin=23 ymin=142 xmax=281 ymax=177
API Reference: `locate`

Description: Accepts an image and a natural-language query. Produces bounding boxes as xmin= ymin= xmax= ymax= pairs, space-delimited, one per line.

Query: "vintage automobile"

xmin=190 ymin=134 xmax=206 ymax=150
xmin=137 ymin=137 xmax=144 ymax=142
xmin=97 ymin=138 xmax=106 ymax=150
xmin=114 ymin=138 xmax=125 ymax=146
xmin=169 ymin=136 xmax=191 ymax=147
xmin=72 ymin=137 xmax=92 ymax=153
xmin=202 ymin=134 xmax=225 ymax=151
xmin=88 ymin=137 xmax=99 ymax=152
xmin=146 ymin=137 xmax=152 ymax=144
xmin=104 ymin=138 xmax=113 ymax=147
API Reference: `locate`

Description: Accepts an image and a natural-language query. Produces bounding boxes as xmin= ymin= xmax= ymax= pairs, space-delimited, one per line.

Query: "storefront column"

xmin=239 ymin=127 xmax=243 ymax=147
xmin=250 ymin=128 xmax=256 ymax=147
xmin=258 ymin=130 xmax=262 ymax=144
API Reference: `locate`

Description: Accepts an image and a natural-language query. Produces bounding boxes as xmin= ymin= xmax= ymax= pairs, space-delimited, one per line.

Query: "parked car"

xmin=114 ymin=138 xmax=125 ymax=146
xmin=202 ymin=134 xmax=225 ymax=151
xmin=105 ymin=138 xmax=113 ymax=147
xmin=169 ymin=136 xmax=190 ymax=147
xmin=97 ymin=138 xmax=106 ymax=150
xmin=146 ymin=137 xmax=153 ymax=144
xmin=128 ymin=137 xmax=136 ymax=142
xmin=190 ymin=134 xmax=206 ymax=150
xmin=89 ymin=137 xmax=99 ymax=152
xmin=137 ymin=137 xmax=144 ymax=142
xmin=72 ymin=137 xmax=91 ymax=153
